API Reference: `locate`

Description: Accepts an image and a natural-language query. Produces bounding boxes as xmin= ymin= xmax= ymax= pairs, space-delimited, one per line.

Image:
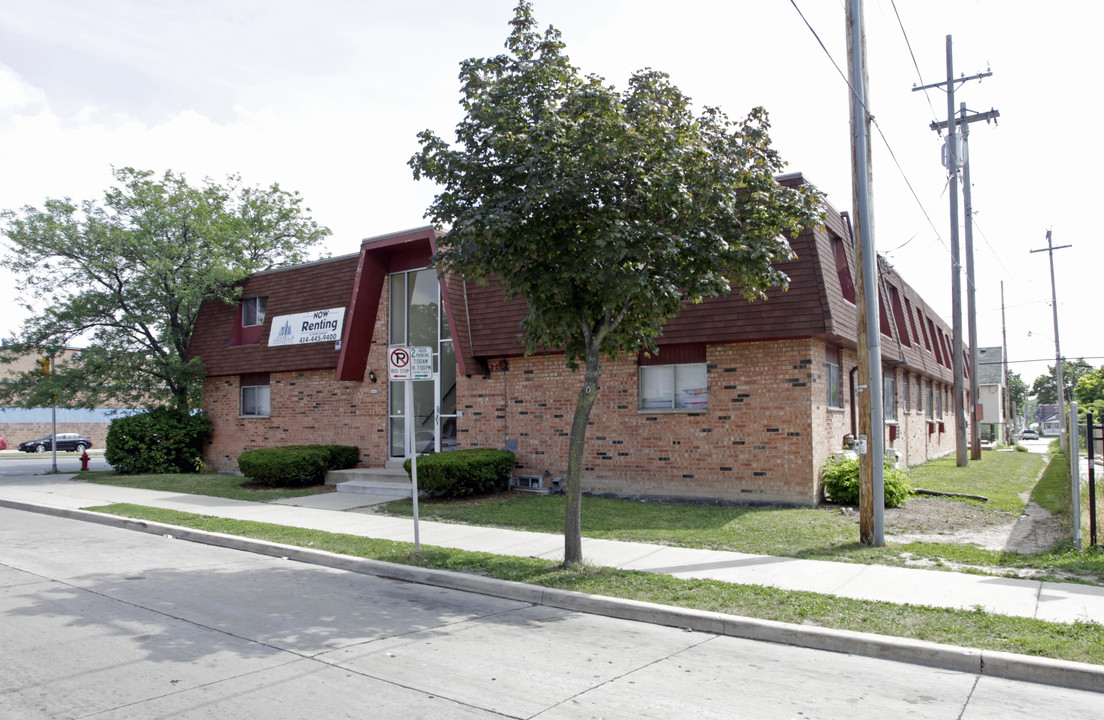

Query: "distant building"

xmin=976 ymin=346 xmax=1007 ymax=443
xmin=0 ymin=347 xmax=140 ymax=449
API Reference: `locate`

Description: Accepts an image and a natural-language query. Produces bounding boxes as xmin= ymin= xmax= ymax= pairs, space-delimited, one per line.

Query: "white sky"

xmin=1 ymin=0 xmax=1099 ymax=387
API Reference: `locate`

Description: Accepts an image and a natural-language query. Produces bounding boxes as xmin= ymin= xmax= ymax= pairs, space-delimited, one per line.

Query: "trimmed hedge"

xmin=822 ymin=455 xmax=913 ymax=508
xmin=402 ymin=449 xmax=515 ymax=498
xmin=237 ymin=444 xmax=359 ymax=487
xmin=105 ymin=408 xmax=212 ymax=475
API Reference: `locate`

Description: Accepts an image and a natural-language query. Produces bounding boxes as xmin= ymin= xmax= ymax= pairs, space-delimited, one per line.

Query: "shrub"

xmin=237 ymin=444 xmax=359 ymax=487
xmin=822 ymin=455 xmax=913 ymax=508
xmin=105 ymin=408 xmax=213 ymax=475
xmin=402 ymin=449 xmax=515 ymax=498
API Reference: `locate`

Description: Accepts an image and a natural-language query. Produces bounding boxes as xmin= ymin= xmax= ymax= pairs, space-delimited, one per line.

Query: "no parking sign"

xmin=389 ymin=347 xmax=412 ymax=381
xmin=389 ymin=346 xmax=432 ymax=381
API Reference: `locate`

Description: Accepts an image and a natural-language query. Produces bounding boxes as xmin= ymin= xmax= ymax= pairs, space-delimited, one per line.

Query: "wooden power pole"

xmin=847 ymin=0 xmax=884 ymax=545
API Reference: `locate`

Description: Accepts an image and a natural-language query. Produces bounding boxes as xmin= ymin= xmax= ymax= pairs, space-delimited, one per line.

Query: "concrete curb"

xmin=5 ymin=497 xmax=1103 ymax=694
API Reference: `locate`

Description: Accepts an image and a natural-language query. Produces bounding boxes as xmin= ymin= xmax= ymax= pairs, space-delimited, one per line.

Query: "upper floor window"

xmin=242 ymin=296 xmax=267 ymax=328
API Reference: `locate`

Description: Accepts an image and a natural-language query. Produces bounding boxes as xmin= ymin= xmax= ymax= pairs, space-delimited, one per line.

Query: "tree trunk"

xmin=564 ymin=340 xmax=602 ymax=566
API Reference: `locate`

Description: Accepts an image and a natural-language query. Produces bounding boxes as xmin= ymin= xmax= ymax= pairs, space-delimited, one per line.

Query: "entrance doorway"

xmin=388 ymin=268 xmax=457 ymax=458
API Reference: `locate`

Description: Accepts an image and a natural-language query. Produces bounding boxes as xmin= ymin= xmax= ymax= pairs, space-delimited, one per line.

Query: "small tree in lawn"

xmin=410 ymin=1 xmax=823 ymax=565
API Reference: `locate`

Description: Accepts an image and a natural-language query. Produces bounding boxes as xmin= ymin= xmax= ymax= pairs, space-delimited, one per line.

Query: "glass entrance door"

xmin=388 ymin=268 xmax=456 ymax=458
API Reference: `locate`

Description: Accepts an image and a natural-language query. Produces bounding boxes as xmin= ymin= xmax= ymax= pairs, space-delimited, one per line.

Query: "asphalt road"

xmin=1 ymin=507 xmax=1099 ymax=719
xmin=0 ymin=452 xmax=112 ymax=476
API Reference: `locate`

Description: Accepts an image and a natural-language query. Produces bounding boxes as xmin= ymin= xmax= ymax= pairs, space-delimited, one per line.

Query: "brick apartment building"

xmin=188 ymin=174 xmax=964 ymax=506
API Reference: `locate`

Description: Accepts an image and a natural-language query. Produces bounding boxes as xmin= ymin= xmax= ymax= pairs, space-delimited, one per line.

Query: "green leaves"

xmin=0 ymin=167 xmax=330 ymax=410
xmin=410 ymin=2 xmax=822 ymax=365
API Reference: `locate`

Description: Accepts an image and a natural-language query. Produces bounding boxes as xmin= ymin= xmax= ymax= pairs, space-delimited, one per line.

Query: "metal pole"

xmin=406 ymin=377 xmax=421 ymax=554
xmin=946 ymin=36 xmax=968 ymax=467
xmin=1088 ymin=412 xmax=1097 ymax=548
xmin=51 ymin=402 xmax=57 ymax=474
xmin=848 ymin=0 xmax=884 ymax=545
xmin=961 ymin=103 xmax=981 ymax=460
xmin=1070 ymin=401 xmax=1081 ymax=550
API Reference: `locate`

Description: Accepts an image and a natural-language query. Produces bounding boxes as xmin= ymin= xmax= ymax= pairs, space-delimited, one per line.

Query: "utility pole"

xmin=847 ymin=0 xmax=884 ymax=546
xmin=931 ymin=103 xmax=1000 ymax=458
xmin=914 ymin=37 xmax=992 ymax=467
xmin=1031 ymin=230 xmax=1071 ymax=450
xmin=1001 ymin=281 xmax=1010 ymax=441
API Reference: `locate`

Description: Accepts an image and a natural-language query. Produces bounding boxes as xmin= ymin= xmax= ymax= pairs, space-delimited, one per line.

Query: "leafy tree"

xmin=1007 ymin=370 xmax=1028 ymax=413
xmin=1075 ymin=365 xmax=1104 ymax=422
xmin=1030 ymin=358 xmax=1091 ymax=406
xmin=1 ymin=167 xmax=329 ymax=410
xmin=410 ymin=2 xmax=822 ymax=565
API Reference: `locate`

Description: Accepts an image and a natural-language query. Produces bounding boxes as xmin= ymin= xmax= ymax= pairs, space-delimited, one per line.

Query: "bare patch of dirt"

xmin=862 ymin=494 xmax=1062 ymax=554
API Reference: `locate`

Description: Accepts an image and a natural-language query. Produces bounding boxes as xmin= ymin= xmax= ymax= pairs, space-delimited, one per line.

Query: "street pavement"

xmin=2 ymin=507 xmax=1101 ymax=719
xmin=1 ymin=472 xmax=1103 ymax=695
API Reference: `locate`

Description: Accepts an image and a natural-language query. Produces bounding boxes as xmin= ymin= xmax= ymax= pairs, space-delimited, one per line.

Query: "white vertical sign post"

xmin=389 ymin=347 xmax=421 ymax=554
xmin=389 ymin=346 xmax=434 ymax=556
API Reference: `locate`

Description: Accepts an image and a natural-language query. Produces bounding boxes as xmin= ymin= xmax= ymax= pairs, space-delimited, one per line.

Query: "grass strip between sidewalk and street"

xmin=87 ymin=502 xmax=1104 ymax=667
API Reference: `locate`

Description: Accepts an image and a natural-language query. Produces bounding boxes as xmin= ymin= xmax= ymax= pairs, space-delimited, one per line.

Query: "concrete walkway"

xmin=1 ymin=473 xmax=1102 ymax=627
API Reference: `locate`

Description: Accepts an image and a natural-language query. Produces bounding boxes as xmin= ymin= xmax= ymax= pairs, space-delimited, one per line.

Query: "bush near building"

xmin=822 ymin=455 xmax=914 ymax=508
xmin=105 ymin=408 xmax=213 ymax=475
xmin=237 ymin=445 xmax=358 ymax=487
xmin=403 ymin=449 xmax=515 ymax=498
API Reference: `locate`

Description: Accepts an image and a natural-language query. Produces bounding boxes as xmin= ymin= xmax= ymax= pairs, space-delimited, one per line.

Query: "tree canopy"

xmin=1007 ymin=369 xmax=1028 ymax=413
xmin=1075 ymin=364 xmax=1104 ymax=421
xmin=410 ymin=1 xmax=823 ymax=564
xmin=0 ymin=167 xmax=330 ymax=410
xmin=1030 ymin=358 xmax=1091 ymax=407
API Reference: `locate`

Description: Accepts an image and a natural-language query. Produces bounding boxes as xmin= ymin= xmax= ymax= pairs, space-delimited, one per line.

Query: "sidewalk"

xmin=2 ymin=473 xmax=1103 ymax=626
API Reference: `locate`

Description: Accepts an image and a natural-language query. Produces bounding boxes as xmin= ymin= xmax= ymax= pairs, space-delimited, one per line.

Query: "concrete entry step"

xmin=328 ymin=467 xmax=412 ymax=497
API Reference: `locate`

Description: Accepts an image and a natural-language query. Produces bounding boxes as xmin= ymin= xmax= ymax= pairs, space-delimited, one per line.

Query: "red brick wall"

xmin=456 ymin=339 xmax=822 ymax=506
xmin=199 ymin=281 xmax=963 ymax=501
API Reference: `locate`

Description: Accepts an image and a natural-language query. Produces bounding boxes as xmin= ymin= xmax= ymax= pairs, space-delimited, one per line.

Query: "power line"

xmin=788 ymin=0 xmax=951 ymax=264
xmin=890 ymin=0 xmax=941 ymax=126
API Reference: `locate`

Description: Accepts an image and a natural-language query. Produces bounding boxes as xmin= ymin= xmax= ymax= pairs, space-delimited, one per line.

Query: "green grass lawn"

xmin=82 ymin=471 xmax=329 ymax=502
xmin=377 ymin=449 xmax=1104 ymax=583
xmin=80 ymin=449 xmax=1104 ymax=583
xmin=86 ymin=503 xmax=1104 ymax=666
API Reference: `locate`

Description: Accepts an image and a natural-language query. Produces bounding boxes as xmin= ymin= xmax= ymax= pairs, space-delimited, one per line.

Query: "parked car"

xmin=18 ymin=433 xmax=93 ymax=454
xmin=0 ymin=437 xmax=6 ymax=450
xmin=1019 ymin=429 xmax=1039 ymax=441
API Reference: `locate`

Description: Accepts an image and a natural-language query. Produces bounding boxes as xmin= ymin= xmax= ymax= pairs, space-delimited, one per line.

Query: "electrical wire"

xmin=788 ymin=0 xmax=952 ymax=266
xmin=890 ymin=0 xmax=942 ymax=129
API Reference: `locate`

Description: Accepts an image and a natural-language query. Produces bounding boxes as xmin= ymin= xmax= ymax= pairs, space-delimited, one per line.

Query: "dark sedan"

xmin=18 ymin=433 xmax=93 ymax=453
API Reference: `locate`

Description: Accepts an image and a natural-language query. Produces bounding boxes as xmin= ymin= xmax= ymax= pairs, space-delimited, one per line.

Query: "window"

xmin=640 ymin=363 xmax=707 ymax=410
xmin=242 ymin=296 xmax=267 ymax=328
xmin=883 ymin=371 xmax=897 ymax=421
xmin=903 ymin=373 xmax=911 ymax=413
xmin=926 ymin=382 xmax=934 ymax=419
xmin=832 ymin=237 xmax=856 ymax=303
xmin=240 ymin=372 xmax=271 ymax=417
xmin=241 ymin=385 xmax=270 ymax=417
xmin=936 ymin=384 xmax=943 ymax=418
xmin=825 ymin=346 xmax=842 ymax=409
